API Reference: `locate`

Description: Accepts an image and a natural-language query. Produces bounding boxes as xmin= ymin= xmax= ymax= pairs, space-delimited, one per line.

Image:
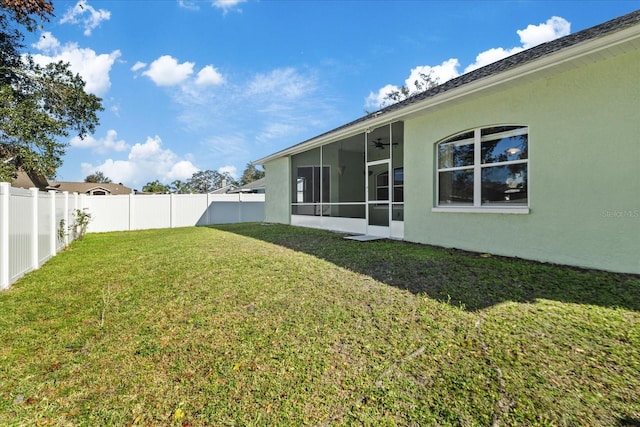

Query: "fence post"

xmin=207 ymin=193 xmax=212 ymax=225
xmin=170 ymin=193 xmax=175 ymax=228
xmin=0 ymin=183 xmax=10 ymax=290
xmin=30 ymin=188 xmax=38 ymax=270
xmin=129 ymin=193 xmax=135 ymax=231
xmin=63 ymin=192 xmax=69 ymax=246
xmin=71 ymin=193 xmax=78 ymax=241
xmin=238 ymin=193 xmax=242 ymax=223
xmin=49 ymin=190 xmax=56 ymax=257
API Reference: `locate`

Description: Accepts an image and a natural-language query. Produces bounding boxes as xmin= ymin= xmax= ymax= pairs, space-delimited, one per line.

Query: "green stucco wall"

xmin=404 ymin=49 xmax=640 ymax=273
xmin=264 ymin=157 xmax=291 ymax=224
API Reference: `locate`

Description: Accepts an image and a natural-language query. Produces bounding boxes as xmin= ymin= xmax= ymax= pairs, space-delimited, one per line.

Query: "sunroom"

xmin=289 ymin=121 xmax=404 ymax=239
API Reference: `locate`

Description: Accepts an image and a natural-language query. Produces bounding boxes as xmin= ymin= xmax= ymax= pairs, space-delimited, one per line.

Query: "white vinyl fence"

xmin=84 ymin=193 xmax=265 ymax=232
xmin=1 ymin=182 xmax=265 ymax=290
xmin=1 ymin=183 xmax=83 ymax=290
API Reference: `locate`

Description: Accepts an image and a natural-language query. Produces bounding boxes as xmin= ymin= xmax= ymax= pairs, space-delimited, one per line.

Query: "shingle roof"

xmin=380 ymin=9 xmax=640 ymax=115
xmin=228 ymin=177 xmax=265 ymax=193
xmin=48 ymin=182 xmax=132 ymax=195
xmin=11 ymin=169 xmax=49 ymax=190
xmin=256 ymin=9 xmax=640 ymax=163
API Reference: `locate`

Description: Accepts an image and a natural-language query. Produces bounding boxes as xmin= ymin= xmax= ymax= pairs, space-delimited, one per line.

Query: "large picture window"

xmin=437 ymin=126 xmax=528 ymax=209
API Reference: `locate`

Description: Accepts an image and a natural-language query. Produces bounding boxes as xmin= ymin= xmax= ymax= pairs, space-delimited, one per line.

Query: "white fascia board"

xmin=255 ymin=24 xmax=640 ymax=166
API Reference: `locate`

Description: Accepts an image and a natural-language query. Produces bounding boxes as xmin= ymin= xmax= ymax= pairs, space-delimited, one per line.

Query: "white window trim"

xmin=432 ymin=206 xmax=530 ymax=214
xmin=436 ymin=126 xmax=529 ymax=213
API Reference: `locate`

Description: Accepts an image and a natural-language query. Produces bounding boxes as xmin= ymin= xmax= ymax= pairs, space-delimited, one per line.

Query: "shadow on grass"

xmin=212 ymin=223 xmax=640 ymax=312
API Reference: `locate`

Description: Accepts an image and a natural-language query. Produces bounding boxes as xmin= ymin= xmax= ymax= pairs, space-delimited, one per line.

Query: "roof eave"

xmin=255 ymin=18 xmax=640 ymax=165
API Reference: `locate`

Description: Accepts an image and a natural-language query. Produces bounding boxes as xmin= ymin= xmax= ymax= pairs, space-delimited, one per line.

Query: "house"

xmin=229 ymin=177 xmax=266 ymax=194
xmin=210 ymin=182 xmax=238 ymax=194
xmin=10 ymin=169 xmax=49 ymax=191
xmin=255 ymin=10 xmax=640 ymax=274
xmin=48 ymin=181 xmax=133 ymax=195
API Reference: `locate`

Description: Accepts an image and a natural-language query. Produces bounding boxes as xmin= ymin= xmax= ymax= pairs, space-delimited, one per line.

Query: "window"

xmin=294 ymin=166 xmax=329 ymax=211
xmin=376 ymin=171 xmax=389 ymax=200
xmin=393 ymin=167 xmax=404 ymax=203
xmin=437 ymin=126 xmax=528 ymax=209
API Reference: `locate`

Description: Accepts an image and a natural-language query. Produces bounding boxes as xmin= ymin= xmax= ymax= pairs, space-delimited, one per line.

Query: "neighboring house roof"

xmin=256 ymin=9 xmax=640 ymax=164
xmin=11 ymin=169 xmax=49 ymax=191
xmin=211 ymin=184 xmax=238 ymax=194
xmin=48 ymin=181 xmax=133 ymax=195
xmin=228 ymin=177 xmax=265 ymax=193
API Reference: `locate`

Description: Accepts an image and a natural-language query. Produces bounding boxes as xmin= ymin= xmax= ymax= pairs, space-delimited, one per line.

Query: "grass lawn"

xmin=0 ymin=223 xmax=638 ymax=426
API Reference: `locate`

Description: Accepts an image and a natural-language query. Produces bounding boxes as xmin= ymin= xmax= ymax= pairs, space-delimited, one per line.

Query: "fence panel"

xmin=133 ymin=195 xmax=171 ymax=230
xmin=7 ymin=188 xmax=33 ymax=285
xmin=172 ymin=194 xmax=209 ymax=227
xmin=84 ymin=195 xmax=130 ymax=232
xmin=240 ymin=201 xmax=265 ymax=223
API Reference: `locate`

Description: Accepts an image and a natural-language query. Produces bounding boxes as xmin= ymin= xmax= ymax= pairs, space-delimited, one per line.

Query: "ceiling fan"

xmin=371 ymin=138 xmax=398 ymax=150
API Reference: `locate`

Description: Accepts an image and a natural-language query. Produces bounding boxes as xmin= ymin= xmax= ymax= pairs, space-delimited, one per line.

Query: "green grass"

xmin=0 ymin=223 xmax=638 ymax=426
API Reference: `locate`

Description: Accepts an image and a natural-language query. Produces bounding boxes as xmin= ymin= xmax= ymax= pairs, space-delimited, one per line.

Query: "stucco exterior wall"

xmin=264 ymin=156 xmax=291 ymax=224
xmin=404 ymin=49 xmax=640 ymax=273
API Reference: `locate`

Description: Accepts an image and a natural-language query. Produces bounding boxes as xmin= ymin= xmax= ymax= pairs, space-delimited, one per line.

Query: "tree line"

xmin=86 ymin=162 xmax=265 ymax=194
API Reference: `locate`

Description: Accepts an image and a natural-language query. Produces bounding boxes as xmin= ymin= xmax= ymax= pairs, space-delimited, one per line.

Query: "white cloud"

xmin=201 ymin=134 xmax=251 ymax=160
xmin=212 ymin=0 xmax=247 ymax=13
xmin=518 ymin=16 xmax=571 ymax=49
xmin=365 ymin=84 xmax=401 ymax=111
xmin=31 ymin=32 xmax=120 ymax=96
xmin=142 ymin=55 xmax=195 ymax=86
xmin=179 ymin=0 xmax=245 ymax=13
xmin=177 ymin=1 xmax=200 ymax=10
xmin=464 ymin=47 xmax=524 ymax=73
xmin=218 ymin=165 xmax=238 ymax=179
xmin=367 ymin=16 xmax=571 ymax=110
xmin=81 ymin=135 xmax=199 ymax=187
xmin=175 ymin=66 xmax=323 ymax=144
xmin=60 ymin=0 xmax=111 ymax=36
xmin=169 ymin=161 xmax=200 ymax=180
xmin=131 ymin=61 xmax=147 ymax=72
xmin=70 ymin=129 xmax=129 ymax=153
xmin=248 ymin=67 xmax=313 ymax=100
xmin=196 ymin=65 xmax=225 ymax=86
xmin=365 ymin=58 xmax=461 ymax=110
xmin=255 ymin=122 xmax=298 ymax=143
xmin=140 ymin=64 xmax=336 ymax=175
xmin=406 ymin=59 xmax=460 ymax=89
xmin=465 ymin=16 xmax=570 ymax=72
xmin=135 ymin=56 xmax=225 ymax=97
xmin=32 ymin=31 xmax=59 ymax=53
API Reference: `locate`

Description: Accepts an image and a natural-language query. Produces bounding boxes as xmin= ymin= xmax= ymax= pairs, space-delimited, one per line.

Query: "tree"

xmin=2 ymin=1 xmax=54 ymax=26
xmin=0 ymin=0 xmax=103 ymax=182
xmin=382 ymin=71 xmax=439 ymax=106
xmin=188 ymin=170 xmax=237 ymax=193
xmin=240 ymin=162 xmax=265 ymax=186
xmin=169 ymin=179 xmax=193 ymax=194
xmin=142 ymin=180 xmax=170 ymax=194
xmin=85 ymin=171 xmax=112 ymax=183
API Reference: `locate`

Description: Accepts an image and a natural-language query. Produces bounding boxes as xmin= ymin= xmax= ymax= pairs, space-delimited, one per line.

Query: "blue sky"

xmin=25 ymin=0 xmax=640 ymax=189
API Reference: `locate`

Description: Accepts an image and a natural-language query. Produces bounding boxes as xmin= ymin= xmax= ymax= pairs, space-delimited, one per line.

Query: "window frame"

xmin=433 ymin=125 xmax=530 ymax=214
xmin=375 ymin=170 xmax=389 ymax=201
